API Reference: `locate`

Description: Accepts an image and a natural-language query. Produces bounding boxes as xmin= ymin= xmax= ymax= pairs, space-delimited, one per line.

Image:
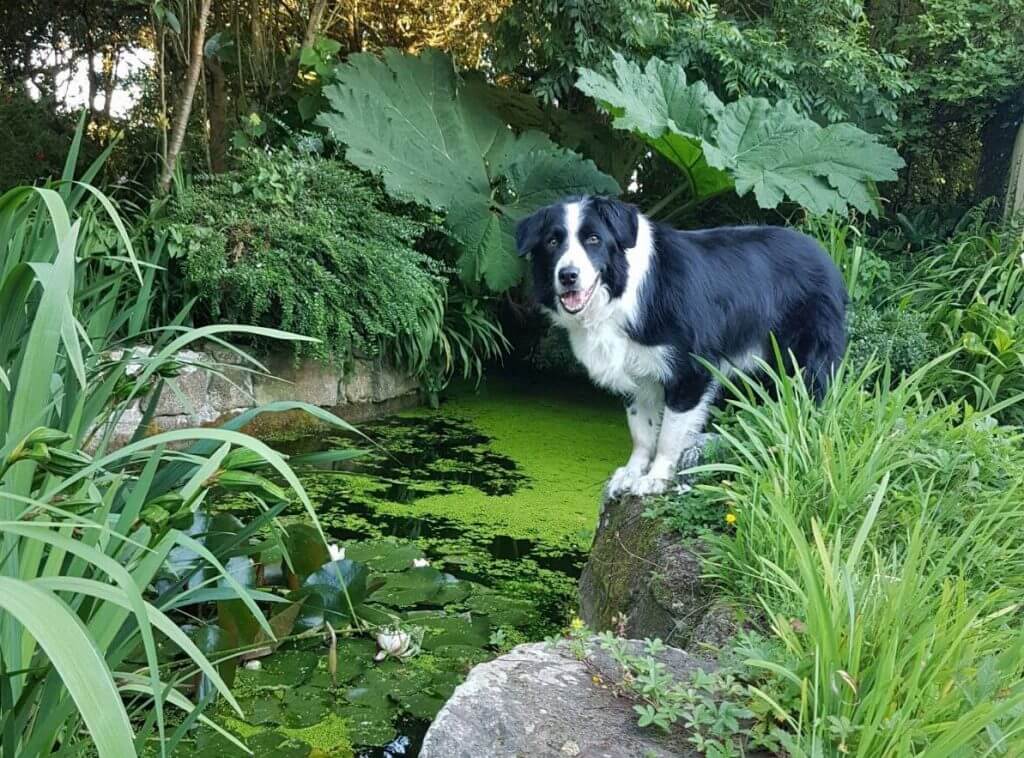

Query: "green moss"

xmin=387 ymin=376 xmax=628 ymax=542
xmin=281 ymin=714 xmax=354 ymax=756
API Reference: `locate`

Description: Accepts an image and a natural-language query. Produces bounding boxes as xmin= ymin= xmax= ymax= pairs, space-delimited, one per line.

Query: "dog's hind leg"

xmin=632 ymin=376 xmax=719 ymax=496
xmin=608 ymin=382 xmax=664 ymax=496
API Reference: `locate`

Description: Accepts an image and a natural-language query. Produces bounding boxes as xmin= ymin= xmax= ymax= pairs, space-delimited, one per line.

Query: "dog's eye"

xmin=547 ymin=237 xmax=559 ymax=249
xmin=585 ymin=234 xmax=600 ymax=246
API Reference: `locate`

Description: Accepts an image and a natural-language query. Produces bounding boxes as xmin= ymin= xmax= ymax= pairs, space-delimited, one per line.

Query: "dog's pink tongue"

xmin=562 ymin=291 xmax=583 ymax=310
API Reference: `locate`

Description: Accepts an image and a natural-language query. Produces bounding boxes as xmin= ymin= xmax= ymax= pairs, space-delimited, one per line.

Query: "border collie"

xmin=515 ymin=196 xmax=847 ymax=496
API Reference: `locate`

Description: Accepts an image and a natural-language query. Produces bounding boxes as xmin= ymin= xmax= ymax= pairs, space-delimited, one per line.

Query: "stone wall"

xmin=100 ymin=345 xmax=420 ymax=448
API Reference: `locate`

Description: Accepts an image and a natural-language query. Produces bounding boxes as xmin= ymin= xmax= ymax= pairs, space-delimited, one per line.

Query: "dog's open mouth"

xmin=559 ymin=277 xmax=599 ymax=314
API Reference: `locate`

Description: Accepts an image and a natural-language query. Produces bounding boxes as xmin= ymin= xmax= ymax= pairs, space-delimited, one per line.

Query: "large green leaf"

xmin=317 ymin=48 xmax=619 ymax=292
xmin=576 ymin=54 xmax=904 ymax=216
xmin=702 ymin=100 xmax=902 ymax=216
xmin=0 ymin=578 xmax=134 ymax=758
xmin=576 ymin=55 xmax=732 ymax=205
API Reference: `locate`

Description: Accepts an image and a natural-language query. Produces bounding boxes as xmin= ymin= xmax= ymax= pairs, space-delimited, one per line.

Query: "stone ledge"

xmin=94 ymin=345 xmax=420 ymax=449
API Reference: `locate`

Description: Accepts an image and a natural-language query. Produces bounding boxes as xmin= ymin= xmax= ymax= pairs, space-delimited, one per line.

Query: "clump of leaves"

xmin=316 ymin=48 xmax=620 ymax=292
xmin=168 ymin=149 xmax=445 ymax=367
xmin=563 ymin=622 xmax=773 ymax=756
xmin=576 ymin=54 xmax=904 ymax=215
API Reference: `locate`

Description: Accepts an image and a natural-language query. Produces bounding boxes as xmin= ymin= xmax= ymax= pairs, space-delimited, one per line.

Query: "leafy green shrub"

xmin=0 ymin=89 xmax=83 ymax=189
xmin=846 ymin=304 xmax=936 ymax=379
xmin=896 ymin=218 xmax=1024 ymax=421
xmin=525 ymin=326 xmax=586 ymax=378
xmin=168 ymin=149 xmax=446 ymax=367
xmin=668 ymin=358 xmax=1024 ymax=754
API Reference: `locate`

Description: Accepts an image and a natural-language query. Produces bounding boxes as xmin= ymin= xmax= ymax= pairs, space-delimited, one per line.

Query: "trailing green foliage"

xmin=168 ymin=149 xmax=446 ymax=367
xmin=315 ymin=48 xmax=620 ymax=293
xmin=576 ymin=54 xmax=904 ymax=216
xmin=846 ymin=304 xmax=936 ymax=380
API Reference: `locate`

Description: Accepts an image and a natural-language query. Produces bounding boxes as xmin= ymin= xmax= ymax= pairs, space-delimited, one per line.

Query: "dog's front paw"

xmin=608 ymin=465 xmax=643 ymax=497
xmin=631 ymin=474 xmax=670 ymax=496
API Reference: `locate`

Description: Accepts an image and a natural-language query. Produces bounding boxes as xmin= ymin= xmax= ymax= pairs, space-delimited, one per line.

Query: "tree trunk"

xmin=1006 ymin=119 xmax=1024 ymax=218
xmin=159 ymin=0 xmax=213 ymax=194
xmin=207 ymin=55 xmax=228 ymax=173
xmin=975 ymin=88 xmax=1024 ymax=215
xmin=101 ymin=48 xmax=118 ymax=122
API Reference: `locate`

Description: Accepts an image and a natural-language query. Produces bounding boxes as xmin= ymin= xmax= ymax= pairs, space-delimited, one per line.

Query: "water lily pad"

xmin=282 ymin=686 xmax=332 ymax=728
xmin=260 ymin=649 xmax=320 ymax=685
xmin=343 ymin=539 xmax=425 ymax=572
xmin=430 ymin=574 xmax=473 ymax=605
xmin=352 ymin=602 xmax=400 ymax=627
xmin=393 ymin=692 xmax=446 ymax=720
xmin=293 ymin=559 xmax=369 ymax=629
xmin=336 ymin=704 xmax=396 ymax=747
xmin=246 ymin=730 xmax=311 ymax=758
xmin=367 ymin=566 xmax=444 ymax=607
xmin=283 ymin=523 xmax=331 ymax=588
xmin=192 ymin=725 xmax=250 ymax=756
xmin=466 ymin=593 xmax=536 ymax=626
xmin=344 ymin=669 xmax=394 ymax=712
xmin=429 ymin=644 xmax=491 ymax=667
xmin=239 ymin=694 xmax=286 ymax=726
xmin=412 ymin=614 xmax=490 ymax=650
xmin=300 ymin=637 xmax=374 ymax=688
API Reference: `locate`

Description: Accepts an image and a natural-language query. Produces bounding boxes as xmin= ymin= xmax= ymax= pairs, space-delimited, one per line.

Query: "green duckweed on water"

xmin=188 ymin=375 xmax=628 ymax=756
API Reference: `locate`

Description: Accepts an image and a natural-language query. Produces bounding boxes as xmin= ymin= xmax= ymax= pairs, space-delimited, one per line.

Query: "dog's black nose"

xmin=558 ymin=266 xmax=579 ymax=288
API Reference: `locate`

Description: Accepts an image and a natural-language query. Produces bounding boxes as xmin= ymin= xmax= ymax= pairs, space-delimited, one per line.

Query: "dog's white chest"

xmin=567 ymin=319 xmax=669 ymax=395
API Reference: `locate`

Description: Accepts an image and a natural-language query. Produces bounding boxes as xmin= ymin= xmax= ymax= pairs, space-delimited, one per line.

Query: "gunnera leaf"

xmin=576 ymin=53 xmax=904 ymax=216
xmin=316 ymin=48 xmax=619 ymax=292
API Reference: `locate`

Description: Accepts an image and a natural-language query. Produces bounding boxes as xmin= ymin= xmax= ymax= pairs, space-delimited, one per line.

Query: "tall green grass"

xmin=0 ymin=122 xmax=346 ymax=756
xmin=683 ymin=355 xmax=1024 ymax=755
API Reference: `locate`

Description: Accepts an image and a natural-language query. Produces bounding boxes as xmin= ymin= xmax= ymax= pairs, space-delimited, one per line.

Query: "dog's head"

xmin=515 ymin=196 xmax=638 ymax=319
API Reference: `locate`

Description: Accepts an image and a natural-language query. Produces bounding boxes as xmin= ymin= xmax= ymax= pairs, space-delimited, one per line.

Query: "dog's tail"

xmin=803 ymin=292 xmax=847 ymax=403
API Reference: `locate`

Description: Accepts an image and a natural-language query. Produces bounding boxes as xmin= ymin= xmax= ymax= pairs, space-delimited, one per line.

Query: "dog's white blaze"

xmin=619 ymin=213 xmax=655 ymax=324
xmin=552 ymin=201 xmax=600 ymax=299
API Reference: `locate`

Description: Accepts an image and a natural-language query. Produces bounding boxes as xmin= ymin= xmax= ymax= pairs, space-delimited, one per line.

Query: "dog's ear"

xmin=592 ymin=196 xmax=639 ymax=250
xmin=514 ymin=208 xmax=548 ymax=258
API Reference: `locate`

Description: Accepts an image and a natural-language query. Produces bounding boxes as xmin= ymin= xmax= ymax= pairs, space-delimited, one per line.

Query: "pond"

xmin=184 ymin=376 xmax=628 ymax=757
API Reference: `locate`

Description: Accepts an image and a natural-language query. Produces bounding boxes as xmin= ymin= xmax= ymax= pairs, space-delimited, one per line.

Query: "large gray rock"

xmin=420 ymin=640 xmax=714 ymax=758
xmin=578 ymin=437 xmax=742 ymax=647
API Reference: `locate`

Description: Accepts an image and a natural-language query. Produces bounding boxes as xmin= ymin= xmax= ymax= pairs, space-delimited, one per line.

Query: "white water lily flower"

xmin=243 ymin=659 xmax=262 ymax=671
xmin=328 ymin=543 xmax=345 ymax=562
xmin=411 ymin=558 xmax=430 ymax=568
xmin=374 ymin=627 xmax=419 ymax=661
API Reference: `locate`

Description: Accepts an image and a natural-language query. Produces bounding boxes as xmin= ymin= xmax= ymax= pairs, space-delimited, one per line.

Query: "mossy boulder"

xmin=579 ymin=490 xmax=741 ymax=647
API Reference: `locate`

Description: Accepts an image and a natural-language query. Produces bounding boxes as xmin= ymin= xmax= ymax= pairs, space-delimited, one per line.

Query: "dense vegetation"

xmin=168 ymin=150 xmax=445 ymax=367
xmin=1 ymin=0 xmax=1023 ymax=756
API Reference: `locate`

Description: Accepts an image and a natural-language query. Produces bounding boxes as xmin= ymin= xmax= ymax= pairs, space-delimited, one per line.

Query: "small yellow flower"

xmin=570 ymin=616 xmax=585 ymax=631
xmin=725 ymin=513 xmax=737 ymax=525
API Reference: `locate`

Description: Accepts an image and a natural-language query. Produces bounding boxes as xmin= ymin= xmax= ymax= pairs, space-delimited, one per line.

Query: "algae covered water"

xmin=195 ymin=377 xmax=628 ymax=756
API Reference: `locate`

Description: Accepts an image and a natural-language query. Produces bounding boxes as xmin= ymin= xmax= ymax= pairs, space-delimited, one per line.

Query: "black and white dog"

xmin=515 ymin=196 xmax=847 ymax=496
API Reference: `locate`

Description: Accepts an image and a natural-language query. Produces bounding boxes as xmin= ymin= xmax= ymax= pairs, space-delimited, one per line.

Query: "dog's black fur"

xmin=516 ymin=197 xmax=848 ymax=409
